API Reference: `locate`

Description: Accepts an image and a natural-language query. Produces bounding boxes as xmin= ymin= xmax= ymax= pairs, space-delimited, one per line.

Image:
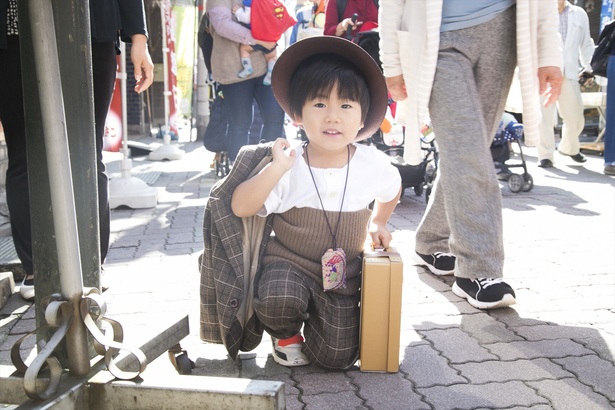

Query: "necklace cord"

xmin=304 ymin=142 xmax=350 ymax=250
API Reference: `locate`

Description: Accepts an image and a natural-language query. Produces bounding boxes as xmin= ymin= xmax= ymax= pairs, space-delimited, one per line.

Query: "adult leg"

xmin=0 ymin=36 xmax=33 ymax=276
xmin=537 ymin=98 xmax=558 ymax=162
xmin=604 ymin=55 xmax=615 ymax=167
xmin=220 ymin=79 xmax=255 ymax=161
xmin=91 ymin=42 xmax=116 ymax=263
xmin=418 ymin=7 xmax=516 ymax=280
xmin=556 ymin=78 xmax=584 ymax=157
xmin=253 ymin=80 xmax=285 ymax=142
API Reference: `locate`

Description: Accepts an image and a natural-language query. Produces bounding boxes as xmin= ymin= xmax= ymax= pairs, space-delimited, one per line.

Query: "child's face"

xmin=295 ymin=84 xmax=364 ymax=150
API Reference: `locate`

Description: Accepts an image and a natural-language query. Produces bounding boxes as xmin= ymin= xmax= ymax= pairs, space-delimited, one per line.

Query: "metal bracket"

xmin=10 ymin=289 xmax=147 ymax=400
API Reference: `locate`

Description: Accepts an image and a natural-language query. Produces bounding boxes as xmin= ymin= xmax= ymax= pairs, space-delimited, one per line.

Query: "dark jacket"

xmin=0 ymin=0 xmax=10 ymax=49
xmin=90 ymin=0 xmax=148 ymax=43
xmin=199 ymin=142 xmax=274 ymax=360
xmin=0 ymin=0 xmax=148 ymax=49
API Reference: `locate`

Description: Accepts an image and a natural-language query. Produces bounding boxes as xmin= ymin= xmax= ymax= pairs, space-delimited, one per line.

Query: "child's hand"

xmin=271 ymin=138 xmax=296 ymax=173
xmin=232 ymin=5 xmax=241 ymax=14
xmin=368 ymin=224 xmax=392 ymax=250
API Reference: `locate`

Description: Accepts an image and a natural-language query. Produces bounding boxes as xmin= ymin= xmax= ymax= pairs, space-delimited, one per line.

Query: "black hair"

xmin=288 ymin=53 xmax=370 ymax=123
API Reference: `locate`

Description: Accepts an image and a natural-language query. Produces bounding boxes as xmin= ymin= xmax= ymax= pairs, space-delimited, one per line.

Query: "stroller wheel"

xmin=522 ymin=173 xmax=534 ymax=192
xmin=414 ymin=184 xmax=424 ymax=196
xmin=215 ymin=152 xmax=230 ymax=178
xmin=507 ymin=174 xmax=523 ymax=193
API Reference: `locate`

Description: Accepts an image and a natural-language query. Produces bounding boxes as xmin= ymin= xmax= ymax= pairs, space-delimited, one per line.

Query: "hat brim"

xmin=271 ymin=36 xmax=387 ymax=141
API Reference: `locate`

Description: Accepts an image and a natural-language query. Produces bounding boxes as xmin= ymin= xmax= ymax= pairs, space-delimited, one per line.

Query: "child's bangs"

xmin=288 ymin=54 xmax=370 ymax=122
xmin=306 ymin=69 xmax=365 ymax=103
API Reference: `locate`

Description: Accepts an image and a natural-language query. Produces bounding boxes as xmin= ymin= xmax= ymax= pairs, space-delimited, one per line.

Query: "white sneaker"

xmin=271 ymin=335 xmax=310 ymax=367
xmin=19 ymin=277 xmax=35 ymax=301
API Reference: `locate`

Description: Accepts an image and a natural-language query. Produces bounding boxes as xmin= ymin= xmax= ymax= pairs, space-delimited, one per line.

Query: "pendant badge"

xmin=321 ymin=248 xmax=347 ymax=291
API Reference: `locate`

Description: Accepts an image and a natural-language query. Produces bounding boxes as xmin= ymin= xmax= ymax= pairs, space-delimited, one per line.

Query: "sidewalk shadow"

xmin=401 ymin=269 xmax=615 ymax=409
xmin=533 ymin=164 xmax=615 ymax=184
xmin=500 ymin=183 xmax=601 ymax=215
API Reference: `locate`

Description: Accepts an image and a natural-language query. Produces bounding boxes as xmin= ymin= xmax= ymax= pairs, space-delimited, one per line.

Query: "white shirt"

xmin=260 ymin=143 xmax=401 ymax=216
xmin=558 ymin=1 xmax=594 ymax=79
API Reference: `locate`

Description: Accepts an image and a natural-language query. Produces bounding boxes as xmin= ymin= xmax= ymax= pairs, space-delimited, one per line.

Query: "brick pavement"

xmin=1 ymin=136 xmax=614 ymax=409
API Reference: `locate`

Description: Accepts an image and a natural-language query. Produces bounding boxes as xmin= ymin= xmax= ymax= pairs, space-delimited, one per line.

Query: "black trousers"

xmin=0 ymin=36 xmax=115 ymax=275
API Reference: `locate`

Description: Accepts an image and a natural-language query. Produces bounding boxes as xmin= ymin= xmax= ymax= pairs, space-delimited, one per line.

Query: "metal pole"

xmin=161 ymin=0 xmax=172 ymax=142
xmin=28 ymin=0 xmax=90 ymax=376
xmin=120 ymin=43 xmax=131 ymax=176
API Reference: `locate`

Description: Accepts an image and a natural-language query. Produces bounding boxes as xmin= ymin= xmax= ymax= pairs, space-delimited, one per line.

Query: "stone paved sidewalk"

xmin=1 ymin=137 xmax=614 ymax=409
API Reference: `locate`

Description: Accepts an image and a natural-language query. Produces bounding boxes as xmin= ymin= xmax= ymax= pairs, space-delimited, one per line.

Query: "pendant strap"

xmin=304 ymin=142 xmax=350 ymax=250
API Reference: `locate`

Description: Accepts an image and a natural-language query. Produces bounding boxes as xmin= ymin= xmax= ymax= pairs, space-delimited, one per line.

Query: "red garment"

xmin=323 ymin=0 xmax=379 ymax=37
xmin=250 ymin=0 xmax=297 ymax=42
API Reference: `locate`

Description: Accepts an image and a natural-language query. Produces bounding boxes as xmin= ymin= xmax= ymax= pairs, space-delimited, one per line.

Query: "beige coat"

xmin=379 ymin=0 xmax=563 ymax=163
xmin=206 ymin=0 xmax=268 ymax=85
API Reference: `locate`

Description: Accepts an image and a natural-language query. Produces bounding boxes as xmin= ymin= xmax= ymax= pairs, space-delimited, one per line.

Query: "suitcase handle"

xmin=363 ymin=245 xmax=400 ymax=258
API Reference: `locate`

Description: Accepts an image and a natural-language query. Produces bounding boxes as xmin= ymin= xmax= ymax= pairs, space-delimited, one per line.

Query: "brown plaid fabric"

xmin=254 ymin=260 xmax=361 ymax=370
xmin=199 ymin=142 xmax=274 ymax=359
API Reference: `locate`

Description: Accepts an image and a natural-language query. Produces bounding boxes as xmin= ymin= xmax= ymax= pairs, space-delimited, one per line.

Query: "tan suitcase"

xmin=359 ymin=247 xmax=403 ymax=372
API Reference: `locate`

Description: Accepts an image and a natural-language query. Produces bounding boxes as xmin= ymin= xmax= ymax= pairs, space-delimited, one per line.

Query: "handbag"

xmin=591 ymin=20 xmax=615 ymax=77
xmin=203 ymin=92 xmax=228 ymax=153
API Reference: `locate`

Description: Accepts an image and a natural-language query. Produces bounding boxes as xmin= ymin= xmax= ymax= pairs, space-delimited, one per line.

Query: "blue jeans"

xmin=220 ymin=76 xmax=285 ymax=160
xmin=604 ymin=54 xmax=615 ymax=165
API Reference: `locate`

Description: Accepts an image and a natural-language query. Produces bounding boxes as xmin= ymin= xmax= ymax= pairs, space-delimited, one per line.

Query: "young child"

xmin=232 ymin=0 xmax=295 ymax=85
xmin=231 ymin=36 xmax=402 ymax=369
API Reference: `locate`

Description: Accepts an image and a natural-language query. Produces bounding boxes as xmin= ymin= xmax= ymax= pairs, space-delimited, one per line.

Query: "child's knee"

xmin=255 ymin=266 xmax=310 ymax=320
xmin=306 ymin=341 xmax=359 ymax=370
xmin=255 ymin=286 xmax=308 ymax=319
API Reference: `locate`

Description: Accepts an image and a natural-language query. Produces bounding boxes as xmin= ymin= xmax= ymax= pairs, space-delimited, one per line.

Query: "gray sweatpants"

xmin=416 ymin=6 xmax=517 ymax=279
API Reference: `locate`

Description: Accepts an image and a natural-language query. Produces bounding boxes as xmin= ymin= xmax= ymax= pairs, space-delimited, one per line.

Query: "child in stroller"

xmin=491 ymin=112 xmax=533 ymax=193
xmin=367 ymin=104 xmax=439 ymax=201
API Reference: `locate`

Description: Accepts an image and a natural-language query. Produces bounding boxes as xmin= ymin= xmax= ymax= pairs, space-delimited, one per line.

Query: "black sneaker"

xmin=415 ymin=252 xmax=455 ymax=275
xmin=452 ymin=277 xmax=516 ymax=309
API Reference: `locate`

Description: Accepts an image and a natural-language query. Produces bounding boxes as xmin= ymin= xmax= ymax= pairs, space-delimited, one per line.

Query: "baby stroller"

xmin=368 ymin=110 xmax=439 ymax=201
xmin=491 ymin=113 xmax=533 ymax=193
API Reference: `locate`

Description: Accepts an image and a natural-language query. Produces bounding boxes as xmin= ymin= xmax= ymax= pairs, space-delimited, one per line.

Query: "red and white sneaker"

xmin=271 ymin=334 xmax=310 ymax=367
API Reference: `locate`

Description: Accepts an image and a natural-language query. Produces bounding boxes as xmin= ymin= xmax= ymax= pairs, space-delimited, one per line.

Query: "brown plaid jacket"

xmin=199 ymin=142 xmax=274 ymax=360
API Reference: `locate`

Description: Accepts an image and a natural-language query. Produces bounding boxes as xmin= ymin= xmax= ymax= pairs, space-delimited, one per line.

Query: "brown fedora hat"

xmin=271 ymin=36 xmax=388 ymax=141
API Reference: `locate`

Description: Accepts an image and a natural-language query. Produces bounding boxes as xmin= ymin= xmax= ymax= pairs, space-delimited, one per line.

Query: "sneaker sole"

xmin=272 ymin=348 xmax=310 ymax=367
xmin=272 ymin=352 xmax=310 ymax=367
xmin=452 ymin=282 xmax=516 ymax=309
xmin=413 ymin=254 xmax=454 ymax=276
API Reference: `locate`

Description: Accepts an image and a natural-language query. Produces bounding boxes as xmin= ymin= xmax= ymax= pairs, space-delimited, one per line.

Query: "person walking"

xmin=537 ymin=0 xmax=594 ymax=168
xmin=0 ymin=0 xmax=154 ymax=301
xmin=601 ymin=21 xmax=615 ymax=176
xmin=379 ymin=0 xmax=563 ymax=309
xmin=206 ymin=0 xmax=286 ymax=162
